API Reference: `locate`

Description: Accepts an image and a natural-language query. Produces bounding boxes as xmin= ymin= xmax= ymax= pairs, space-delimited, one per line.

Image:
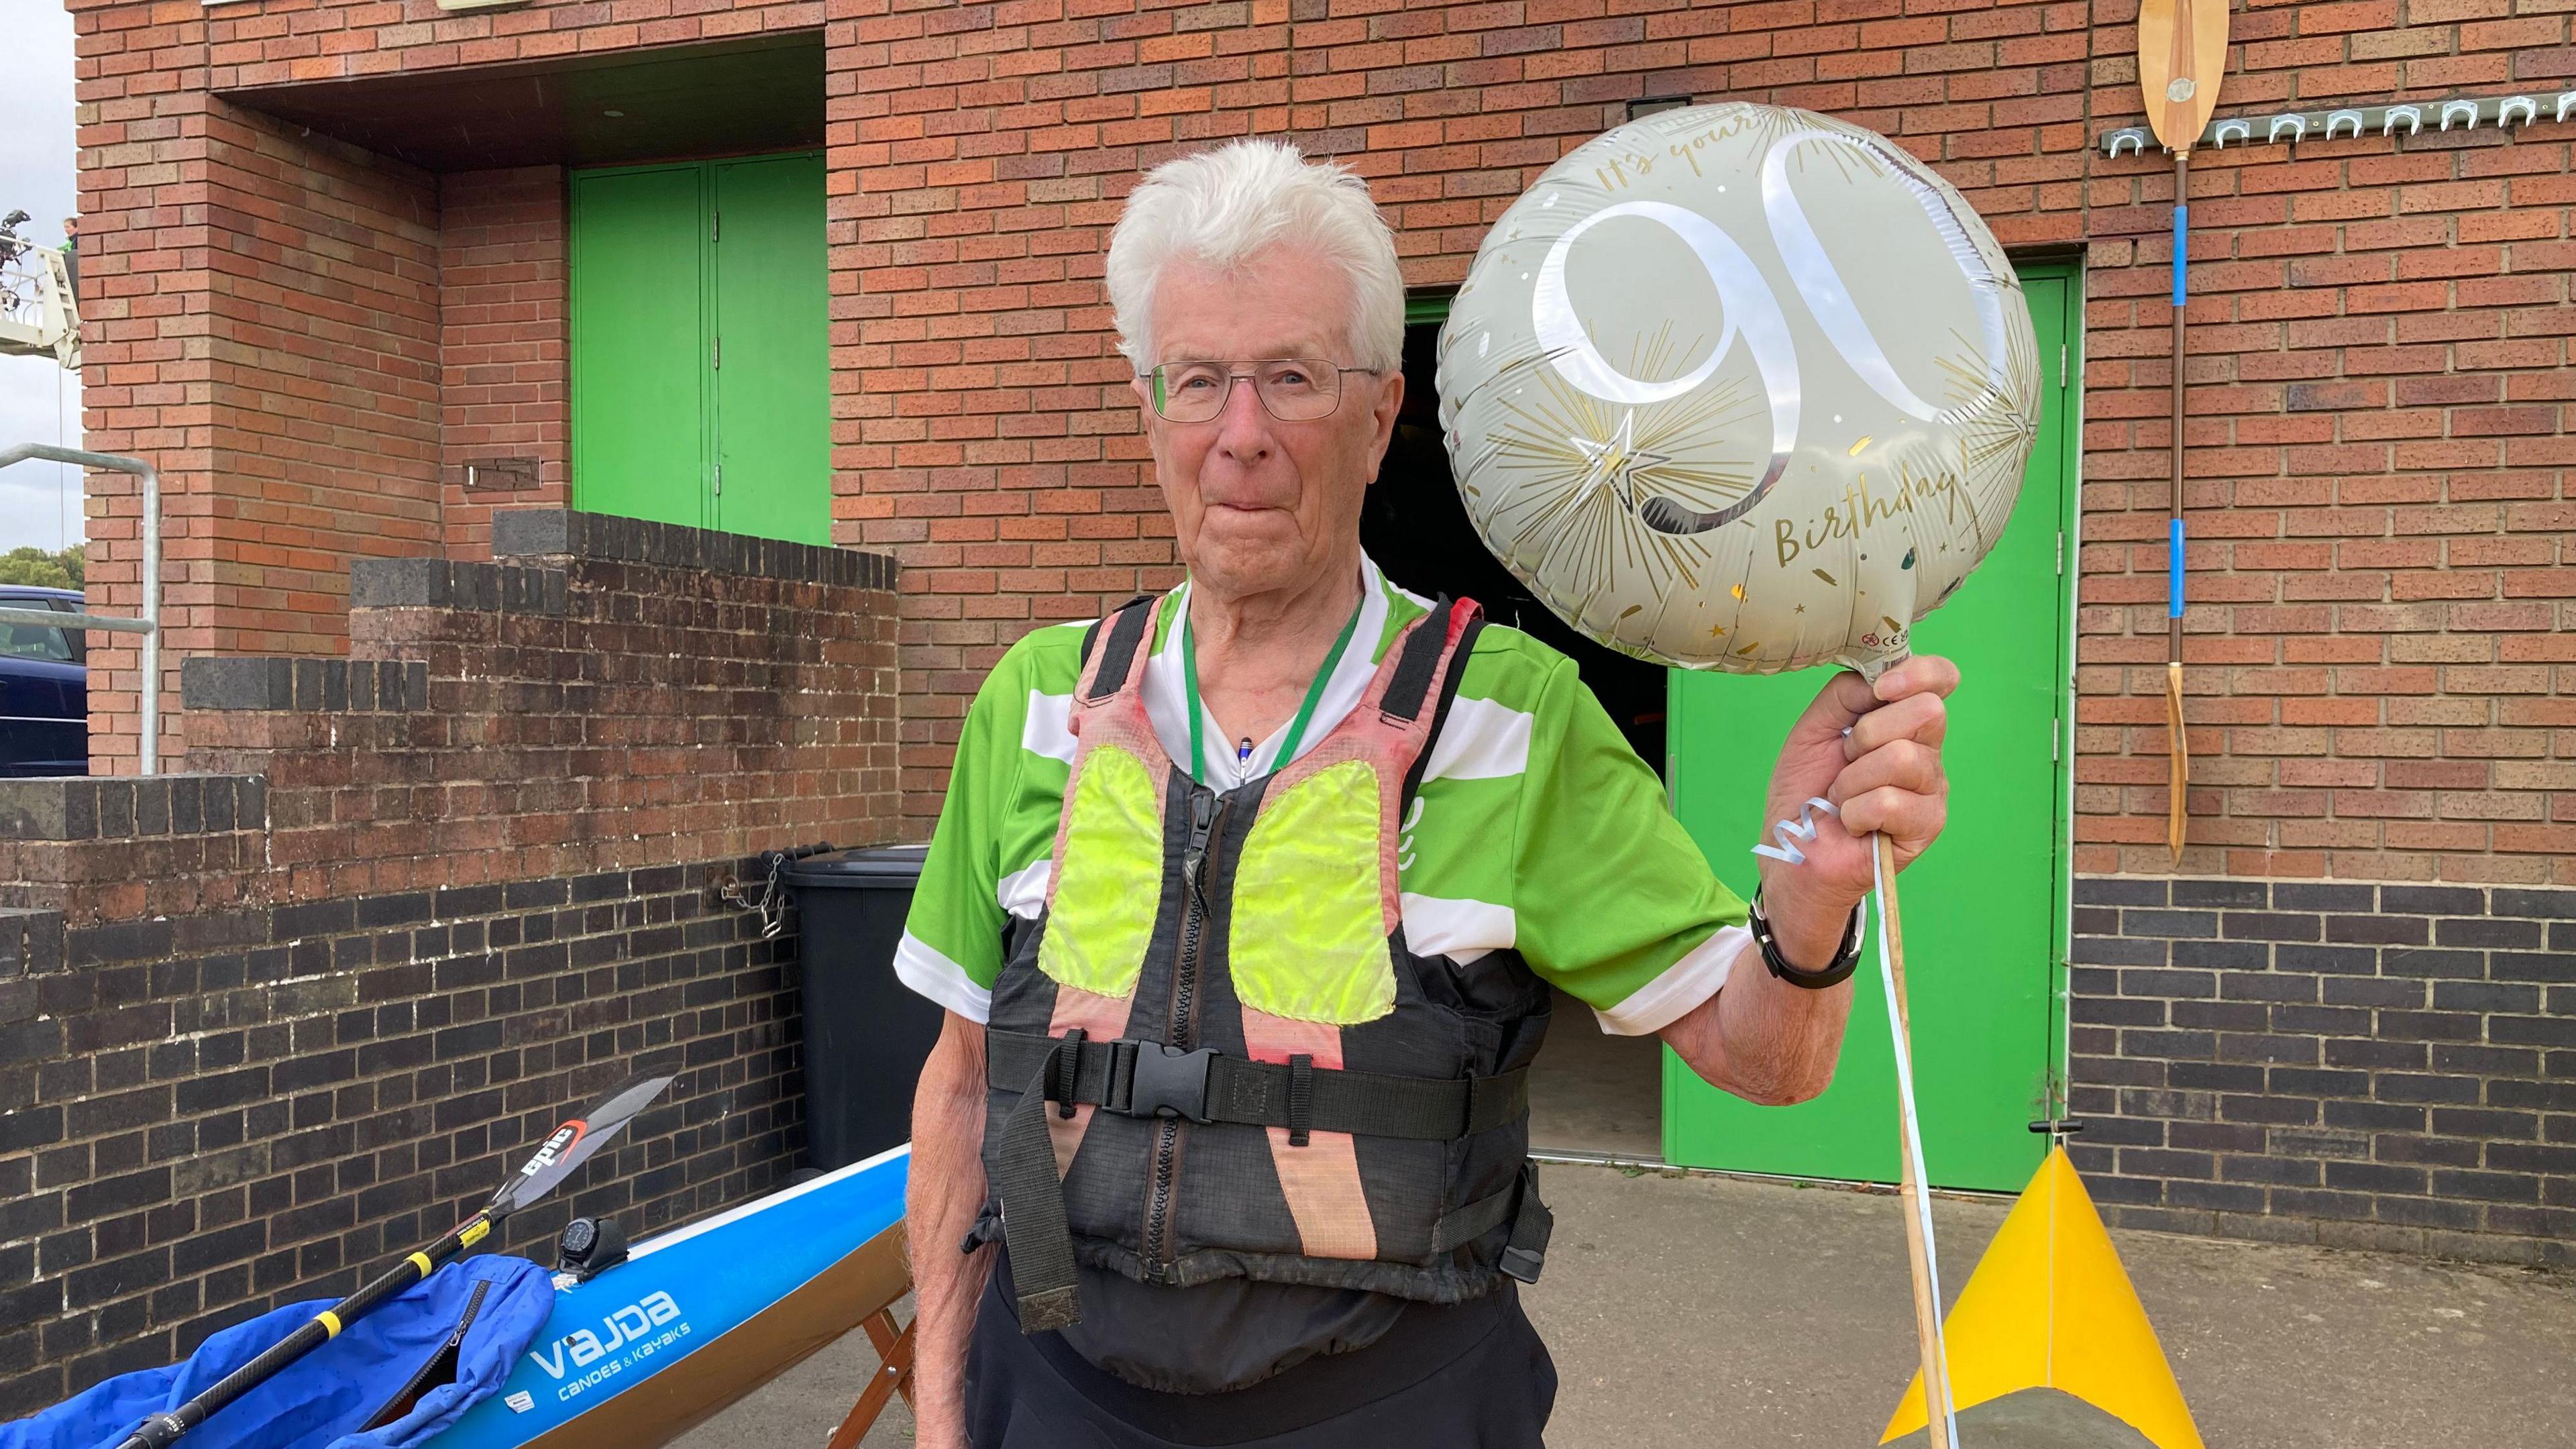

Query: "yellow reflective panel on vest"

xmin=1040 ymin=745 xmax=1161 ymax=1000
xmin=1231 ymin=759 xmax=1397 ymax=1026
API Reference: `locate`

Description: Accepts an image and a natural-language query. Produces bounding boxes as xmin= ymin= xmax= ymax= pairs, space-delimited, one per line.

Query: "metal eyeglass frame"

xmin=1142 ymin=359 xmax=1384 ymax=423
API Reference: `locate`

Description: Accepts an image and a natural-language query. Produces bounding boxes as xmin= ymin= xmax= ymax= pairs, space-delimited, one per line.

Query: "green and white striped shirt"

xmin=896 ymin=557 xmax=1753 ymax=1035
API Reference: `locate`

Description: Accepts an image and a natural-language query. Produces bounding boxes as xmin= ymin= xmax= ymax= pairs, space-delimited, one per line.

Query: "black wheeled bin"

xmin=782 ymin=845 xmax=942 ymax=1171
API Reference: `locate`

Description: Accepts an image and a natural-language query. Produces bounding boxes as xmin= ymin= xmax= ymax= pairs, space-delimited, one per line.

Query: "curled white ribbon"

xmin=1750 ymin=796 xmax=1839 ymax=865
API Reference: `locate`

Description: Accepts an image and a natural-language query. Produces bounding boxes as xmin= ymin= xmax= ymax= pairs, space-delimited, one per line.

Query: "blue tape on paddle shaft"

xmin=2171 ymin=205 xmax=2188 ymax=307
xmin=2169 ymin=518 xmax=2186 ymax=617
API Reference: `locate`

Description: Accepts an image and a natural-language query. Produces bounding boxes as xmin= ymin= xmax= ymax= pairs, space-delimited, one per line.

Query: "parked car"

xmin=0 ymin=585 xmax=87 ymax=776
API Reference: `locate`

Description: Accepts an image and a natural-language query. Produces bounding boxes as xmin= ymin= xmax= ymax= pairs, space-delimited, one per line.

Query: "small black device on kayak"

xmin=556 ymin=1216 xmax=631 ymax=1282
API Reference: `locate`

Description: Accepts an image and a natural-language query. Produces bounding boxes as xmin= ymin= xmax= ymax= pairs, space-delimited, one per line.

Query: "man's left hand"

xmin=1752 ymin=656 xmax=1960 ymax=961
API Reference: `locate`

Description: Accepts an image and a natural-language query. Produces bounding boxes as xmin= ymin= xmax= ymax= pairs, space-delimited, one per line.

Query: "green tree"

xmin=0 ymin=545 xmax=83 ymax=590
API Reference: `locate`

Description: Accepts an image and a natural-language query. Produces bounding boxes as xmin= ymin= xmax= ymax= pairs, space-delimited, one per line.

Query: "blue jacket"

xmin=3 ymin=1256 xmax=553 ymax=1449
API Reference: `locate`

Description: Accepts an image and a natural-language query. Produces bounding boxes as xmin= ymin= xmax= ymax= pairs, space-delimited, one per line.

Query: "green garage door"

xmin=570 ymin=154 xmax=830 ymax=546
xmin=1662 ymin=261 xmax=2081 ymax=1191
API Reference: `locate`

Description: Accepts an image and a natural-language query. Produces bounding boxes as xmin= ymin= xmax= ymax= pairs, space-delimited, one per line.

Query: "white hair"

xmin=1104 ymin=138 xmax=1405 ymax=376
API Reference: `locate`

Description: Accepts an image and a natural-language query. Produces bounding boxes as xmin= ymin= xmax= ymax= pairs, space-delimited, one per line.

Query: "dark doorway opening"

xmin=1362 ymin=315 xmax=1672 ymax=777
xmin=1364 ymin=304 xmax=1668 ymax=1162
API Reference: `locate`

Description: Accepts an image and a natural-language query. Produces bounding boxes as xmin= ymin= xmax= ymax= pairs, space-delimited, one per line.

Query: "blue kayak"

xmin=433 ymin=1144 xmax=910 ymax=1449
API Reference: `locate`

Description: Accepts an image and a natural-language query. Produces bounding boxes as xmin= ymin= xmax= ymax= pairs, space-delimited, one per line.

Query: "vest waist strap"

xmin=985 ymin=1028 xmax=1529 ymax=1142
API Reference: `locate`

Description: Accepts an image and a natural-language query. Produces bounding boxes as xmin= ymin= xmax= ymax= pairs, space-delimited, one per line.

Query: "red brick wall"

xmin=2080 ymin=0 xmax=2576 ymax=885
xmin=831 ymin=0 xmax=2572 ymax=886
xmin=830 ymin=0 xmax=2102 ymax=835
xmin=439 ymin=166 xmax=570 ymax=558
xmin=73 ymin=0 xmax=2576 ymax=883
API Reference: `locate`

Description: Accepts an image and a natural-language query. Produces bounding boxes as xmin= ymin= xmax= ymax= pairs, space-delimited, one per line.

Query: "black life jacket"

xmin=977 ymin=592 xmax=1555 ymax=1332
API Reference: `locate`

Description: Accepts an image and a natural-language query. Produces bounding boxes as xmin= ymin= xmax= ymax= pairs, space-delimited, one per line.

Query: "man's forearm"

xmin=1660 ymin=883 xmax=1859 ymax=1106
xmin=908 ymin=1012 xmax=995 ymax=1448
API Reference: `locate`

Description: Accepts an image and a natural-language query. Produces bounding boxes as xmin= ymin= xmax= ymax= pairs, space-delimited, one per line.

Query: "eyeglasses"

xmin=1143 ymin=358 xmax=1381 ymax=423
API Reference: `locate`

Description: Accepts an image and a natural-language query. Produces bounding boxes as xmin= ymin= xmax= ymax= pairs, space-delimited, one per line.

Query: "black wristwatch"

xmin=1747 ymin=891 xmax=1864 ymax=989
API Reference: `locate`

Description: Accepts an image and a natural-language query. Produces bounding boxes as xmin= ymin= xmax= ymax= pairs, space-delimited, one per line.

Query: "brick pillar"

xmin=70 ymin=0 xmax=215 ymax=776
xmin=74 ymin=46 xmax=446 ymax=771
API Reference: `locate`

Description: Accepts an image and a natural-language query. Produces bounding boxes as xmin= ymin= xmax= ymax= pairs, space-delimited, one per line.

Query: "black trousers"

xmin=963 ymin=1263 xmax=1557 ymax=1448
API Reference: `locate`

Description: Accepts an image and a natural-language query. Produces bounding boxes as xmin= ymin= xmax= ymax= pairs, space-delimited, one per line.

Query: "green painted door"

xmin=1662 ymin=261 xmax=2081 ymax=1192
xmin=713 ymin=155 xmax=831 ymax=545
xmin=569 ymin=165 xmax=706 ymax=531
xmin=569 ymin=154 xmax=829 ymax=545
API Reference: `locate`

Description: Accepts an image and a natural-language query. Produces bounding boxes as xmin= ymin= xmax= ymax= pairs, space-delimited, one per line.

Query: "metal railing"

xmin=0 ymin=444 xmax=162 ymax=773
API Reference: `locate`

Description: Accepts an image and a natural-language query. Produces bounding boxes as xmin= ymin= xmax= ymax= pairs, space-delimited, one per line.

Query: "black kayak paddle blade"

xmin=488 ymin=1073 xmax=675 ymax=1217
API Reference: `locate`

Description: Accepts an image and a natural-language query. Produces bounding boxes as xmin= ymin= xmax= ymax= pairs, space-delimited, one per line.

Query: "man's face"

xmin=1133 ymin=246 xmax=1403 ymax=599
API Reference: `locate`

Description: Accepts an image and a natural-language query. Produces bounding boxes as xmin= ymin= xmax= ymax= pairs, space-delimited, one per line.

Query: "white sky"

xmin=0 ymin=1 xmax=84 ymax=554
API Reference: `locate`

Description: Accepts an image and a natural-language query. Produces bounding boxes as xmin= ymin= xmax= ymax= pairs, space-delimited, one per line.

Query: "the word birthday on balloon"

xmin=1771 ymin=464 xmax=1975 ymax=570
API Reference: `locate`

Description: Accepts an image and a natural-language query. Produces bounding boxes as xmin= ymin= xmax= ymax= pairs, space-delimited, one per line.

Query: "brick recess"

xmin=0 ymin=510 xmax=900 ymax=1413
xmin=2071 ymin=875 xmax=2576 ymax=1268
xmin=72 ymin=0 xmax=823 ymax=773
xmin=440 ymin=166 xmax=572 ymax=559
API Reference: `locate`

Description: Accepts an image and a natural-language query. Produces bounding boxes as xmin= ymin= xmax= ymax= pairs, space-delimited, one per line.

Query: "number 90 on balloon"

xmin=1436 ymin=103 xmax=2044 ymax=678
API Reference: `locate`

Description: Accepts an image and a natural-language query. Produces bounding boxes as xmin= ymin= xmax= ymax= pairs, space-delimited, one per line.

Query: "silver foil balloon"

xmin=1438 ymin=103 xmax=2042 ymax=676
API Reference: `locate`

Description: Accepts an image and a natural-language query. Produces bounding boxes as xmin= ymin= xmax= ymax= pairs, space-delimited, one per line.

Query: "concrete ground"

xmin=678 ymin=1163 xmax=2576 ymax=1448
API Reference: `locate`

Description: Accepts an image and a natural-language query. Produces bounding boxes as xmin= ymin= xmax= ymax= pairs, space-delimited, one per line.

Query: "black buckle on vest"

xmin=1120 ymin=1042 xmax=1217 ymax=1123
xmin=1499 ymin=1161 xmax=1552 ymax=1284
xmin=1053 ymin=1028 xmax=1085 ymax=1120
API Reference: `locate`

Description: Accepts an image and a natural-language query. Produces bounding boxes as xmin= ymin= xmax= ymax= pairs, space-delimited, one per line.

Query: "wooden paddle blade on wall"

xmin=2137 ymin=0 xmax=2230 ymax=154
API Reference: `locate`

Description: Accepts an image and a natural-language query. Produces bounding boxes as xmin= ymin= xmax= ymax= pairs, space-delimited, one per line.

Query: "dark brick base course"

xmin=2071 ymin=876 xmax=2576 ymax=1268
xmin=0 ymin=859 xmax=812 ymax=1418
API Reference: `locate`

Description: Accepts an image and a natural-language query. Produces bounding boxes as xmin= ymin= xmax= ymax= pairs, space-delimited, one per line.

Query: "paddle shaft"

xmin=1875 ymin=833 xmax=1955 ymax=1449
xmin=2169 ymin=148 xmax=2189 ymax=668
xmin=113 ymin=1213 xmax=497 ymax=1449
xmin=2168 ymin=149 xmax=2191 ymax=862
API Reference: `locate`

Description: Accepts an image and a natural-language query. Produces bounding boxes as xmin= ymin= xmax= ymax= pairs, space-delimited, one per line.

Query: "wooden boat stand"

xmin=826 ymin=1306 xmax=917 ymax=1449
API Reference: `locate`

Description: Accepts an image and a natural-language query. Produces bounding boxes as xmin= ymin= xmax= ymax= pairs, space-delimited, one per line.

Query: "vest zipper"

xmin=1145 ymin=784 xmax=1224 ymax=1273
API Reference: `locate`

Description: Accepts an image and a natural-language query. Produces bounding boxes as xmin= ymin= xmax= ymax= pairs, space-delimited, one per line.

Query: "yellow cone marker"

xmin=1881 ymin=1146 xmax=2204 ymax=1449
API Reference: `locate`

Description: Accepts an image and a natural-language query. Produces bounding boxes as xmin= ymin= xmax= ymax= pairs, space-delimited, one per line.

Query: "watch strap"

xmin=1748 ymin=893 xmax=1864 ymax=989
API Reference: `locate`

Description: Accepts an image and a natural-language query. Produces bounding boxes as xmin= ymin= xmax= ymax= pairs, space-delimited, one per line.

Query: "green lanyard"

xmin=1182 ymin=590 xmax=1366 ymax=786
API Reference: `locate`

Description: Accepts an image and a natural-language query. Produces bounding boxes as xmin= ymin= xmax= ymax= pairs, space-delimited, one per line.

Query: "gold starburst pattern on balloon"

xmin=1566 ymin=409 xmax=1672 ymax=513
xmin=1923 ymin=315 xmax=2044 ymax=559
xmin=1462 ymin=324 xmax=1767 ymax=622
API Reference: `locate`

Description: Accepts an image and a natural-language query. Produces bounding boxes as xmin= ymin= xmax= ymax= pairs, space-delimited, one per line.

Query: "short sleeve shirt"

xmin=896 ymin=556 xmax=1752 ymax=1036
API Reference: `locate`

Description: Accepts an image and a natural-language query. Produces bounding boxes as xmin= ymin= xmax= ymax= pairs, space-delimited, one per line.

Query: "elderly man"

xmin=896 ymin=139 xmax=1956 ymax=1447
